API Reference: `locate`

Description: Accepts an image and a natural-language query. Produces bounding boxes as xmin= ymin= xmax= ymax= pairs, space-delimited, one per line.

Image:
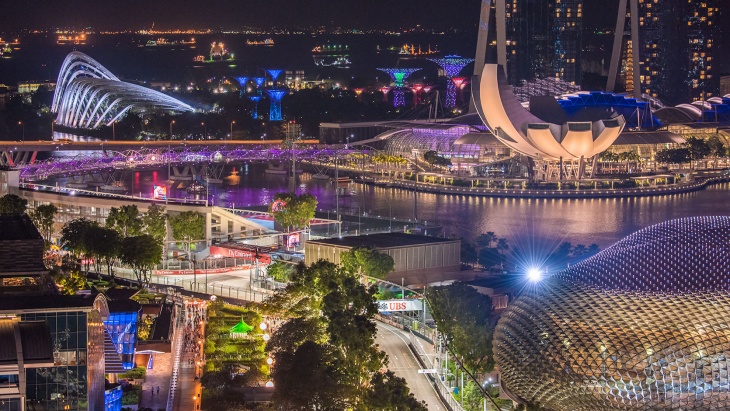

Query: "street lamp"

xmin=201 ymin=122 xmax=206 ymax=140
xmin=17 ymin=121 xmax=24 ymax=142
xmin=527 ymin=267 xmax=545 ymax=283
xmin=230 ymin=120 xmax=236 ymax=141
xmin=169 ymin=120 xmax=175 ymax=140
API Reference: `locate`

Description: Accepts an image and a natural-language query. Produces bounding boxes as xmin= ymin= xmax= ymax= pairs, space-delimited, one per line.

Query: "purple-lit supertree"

xmin=267 ymin=69 xmax=283 ymax=87
xmin=377 ymin=68 xmax=421 ymax=107
xmin=249 ymin=95 xmax=262 ymax=119
xmin=235 ymin=76 xmax=249 ymax=98
xmin=253 ymin=77 xmax=266 ymax=95
xmin=428 ymin=55 xmax=474 ymax=107
xmin=266 ymin=89 xmax=287 ymax=121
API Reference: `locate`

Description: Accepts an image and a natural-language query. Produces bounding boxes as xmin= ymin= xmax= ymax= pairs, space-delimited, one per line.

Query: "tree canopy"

xmin=168 ymin=211 xmax=205 ymax=247
xmin=30 ymin=204 xmax=58 ymax=243
xmin=120 ymin=234 xmax=162 ymax=285
xmin=141 ymin=204 xmax=167 ymax=243
xmin=340 ymin=247 xmax=395 ymax=279
xmin=106 ymin=205 xmax=143 ymax=237
xmin=428 ymin=282 xmax=495 ymax=374
xmin=0 ymin=194 xmax=27 ymax=215
xmin=267 ymin=260 xmax=422 ymax=409
xmin=268 ymin=192 xmax=317 ymax=231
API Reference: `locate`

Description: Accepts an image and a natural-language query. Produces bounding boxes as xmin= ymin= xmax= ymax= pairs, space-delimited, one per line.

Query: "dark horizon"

xmin=2 ymin=0 xmax=618 ymax=32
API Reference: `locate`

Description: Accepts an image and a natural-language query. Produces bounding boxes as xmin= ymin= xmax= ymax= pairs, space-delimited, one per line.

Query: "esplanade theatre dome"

xmin=494 ymin=217 xmax=730 ymax=411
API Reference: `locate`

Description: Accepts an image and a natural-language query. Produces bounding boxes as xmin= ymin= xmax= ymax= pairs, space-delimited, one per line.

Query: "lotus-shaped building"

xmin=51 ymin=52 xmax=193 ymax=129
xmin=474 ymin=64 xmax=625 ymax=165
xmin=495 ymin=216 xmax=730 ymax=410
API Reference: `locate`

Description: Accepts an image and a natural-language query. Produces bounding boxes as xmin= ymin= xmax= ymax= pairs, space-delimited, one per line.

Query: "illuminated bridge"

xmin=18 ymin=145 xmax=359 ymax=181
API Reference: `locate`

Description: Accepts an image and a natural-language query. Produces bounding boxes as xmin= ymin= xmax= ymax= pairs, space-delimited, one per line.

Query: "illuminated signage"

xmin=377 ymin=299 xmax=423 ymax=312
xmin=153 ymin=185 xmax=167 ymax=200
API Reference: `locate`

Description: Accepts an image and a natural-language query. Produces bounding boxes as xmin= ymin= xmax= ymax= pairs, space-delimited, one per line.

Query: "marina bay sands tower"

xmin=470 ymin=0 xmax=583 ymax=112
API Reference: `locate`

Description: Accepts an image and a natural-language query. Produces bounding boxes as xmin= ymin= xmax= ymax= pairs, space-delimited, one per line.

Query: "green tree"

xmin=269 ymin=192 xmax=318 ymax=232
xmin=478 ymin=247 xmax=505 ymax=268
xmin=462 ymin=380 xmax=486 ymax=411
xmin=30 ymin=204 xmax=58 ymax=243
xmin=55 ymin=270 xmax=89 ymax=295
xmin=168 ymin=211 xmax=205 ymax=251
xmin=340 ymin=247 xmax=395 ymax=279
xmin=120 ymin=235 xmax=162 ymax=285
xmin=428 ymin=282 xmax=495 ymax=374
xmin=0 ymin=194 xmax=27 ymax=215
xmin=267 ymin=260 xmax=394 ymax=409
xmin=707 ymin=135 xmax=727 ymax=157
xmin=106 ymin=205 xmax=143 ymax=237
xmin=141 ymin=204 xmax=167 ymax=244
xmin=267 ymin=261 xmax=295 ymax=282
xmin=460 ymin=241 xmax=478 ymax=265
xmin=61 ymin=218 xmax=99 ymax=273
xmin=686 ymin=136 xmax=711 ymax=161
xmin=85 ymin=226 xmax=121 ymax=277
xmin=365 ymin=370 xmax=428 ymax=411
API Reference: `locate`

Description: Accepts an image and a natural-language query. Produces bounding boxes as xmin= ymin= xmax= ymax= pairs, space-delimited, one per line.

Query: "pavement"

xmin=139 ymin=353 xmax=172 ymax=411
xmin=376 ymin=322 xmax=445 ymax=411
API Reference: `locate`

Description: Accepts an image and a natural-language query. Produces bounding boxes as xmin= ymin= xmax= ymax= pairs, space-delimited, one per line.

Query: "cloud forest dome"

xmin=494 ymin=216 xmax=730 ymax=411
xmin=51 ymin=51 xmax=194 ymax=129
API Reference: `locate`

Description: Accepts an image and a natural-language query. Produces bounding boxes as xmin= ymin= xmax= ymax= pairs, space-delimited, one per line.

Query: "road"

xmin=376 ymin=322 xmax=444 ymax=411
xmin=0 ymin=139 xmax=320 ymax=151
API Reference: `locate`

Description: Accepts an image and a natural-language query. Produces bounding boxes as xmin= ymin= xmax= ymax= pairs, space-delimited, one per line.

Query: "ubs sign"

xmin=377 ymin=299 xmax=423 ymax=312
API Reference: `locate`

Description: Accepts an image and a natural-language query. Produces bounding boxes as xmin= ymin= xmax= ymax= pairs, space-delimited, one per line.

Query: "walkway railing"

xmin=19 ymin=182 xmax=207 ymax=205
xmin=409 ymin=331 xmax=465 ymax=411
xmin=112 ymin=268 xmax=275 ymax=303
xmin=166 ymin=317 xmax=184 ymax=411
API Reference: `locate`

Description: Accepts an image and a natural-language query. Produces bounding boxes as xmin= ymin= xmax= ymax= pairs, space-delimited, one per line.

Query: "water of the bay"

xmin=58 ymin=164 xmax=730 ymax=250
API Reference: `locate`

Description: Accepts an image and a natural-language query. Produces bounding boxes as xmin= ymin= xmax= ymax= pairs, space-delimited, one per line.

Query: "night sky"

xmin=1 ymin=1 xmax=727 ymax=72
xmin=3 ymin=0 xmax=616 ymax=31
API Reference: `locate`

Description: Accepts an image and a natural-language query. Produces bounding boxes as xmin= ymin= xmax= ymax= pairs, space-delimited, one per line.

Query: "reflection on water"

xmin=48 ymin=164 xmax=730 ymax=247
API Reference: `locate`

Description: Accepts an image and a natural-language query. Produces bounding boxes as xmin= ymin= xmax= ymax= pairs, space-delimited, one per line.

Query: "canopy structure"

xmin=229 ymin=319 xmax=254 ymax=339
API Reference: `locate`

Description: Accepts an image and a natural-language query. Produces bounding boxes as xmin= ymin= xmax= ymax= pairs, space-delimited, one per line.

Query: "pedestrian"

xmin=151 ymin=386 xmax=154 ymax=395
xmin=157 ymin=386 xmax=160 ymax=395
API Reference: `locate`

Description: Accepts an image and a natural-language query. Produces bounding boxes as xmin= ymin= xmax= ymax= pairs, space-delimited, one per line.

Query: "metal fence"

xmin=409 ymin=331 xmax=466 ymax=411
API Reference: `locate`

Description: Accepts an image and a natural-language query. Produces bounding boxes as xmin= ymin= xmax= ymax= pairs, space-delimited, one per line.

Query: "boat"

xmin=397 ymin=44 xmax=440 ymax=56
xmin=100 ymin=183 xmax=127 ymax=193
xmin=313 ymin=56 xmax=351 ymax=68
xmin=186 ymin=182 xmax=206 ymax=193
xmin=209 ymin=42 xmax=234 ymax=61
xmin=312 ymin=44 xmax=349 ymax=54
xmin=247 ymin=38 xmax=274 ymax=46
xmin=66 ymin=182 xmax=88 ymax=189
xmin=312 ymin=173 xmax=330 ymax=180
xmin=57 ymin=34 xmax=87 ymax=45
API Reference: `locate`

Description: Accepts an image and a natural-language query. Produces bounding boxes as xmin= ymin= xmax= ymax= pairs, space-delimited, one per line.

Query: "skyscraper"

xmin=608 ymin=0 xmax=721 ymax=105
xmin=500 ymin=0 xmax=583 ymax=85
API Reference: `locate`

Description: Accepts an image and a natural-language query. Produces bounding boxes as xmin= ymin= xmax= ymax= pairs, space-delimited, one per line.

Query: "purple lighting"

xmin=376 ymin=68 xmax=421 ymax=107
xmin=428 ymin=55 xmax=474 ymax=108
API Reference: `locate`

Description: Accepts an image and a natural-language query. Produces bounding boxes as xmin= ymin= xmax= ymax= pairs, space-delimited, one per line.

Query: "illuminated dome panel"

xmin=495 ymin=217 xmax=730 ymax=411
xmin=557 ymin=216 xmax=730 ymax=292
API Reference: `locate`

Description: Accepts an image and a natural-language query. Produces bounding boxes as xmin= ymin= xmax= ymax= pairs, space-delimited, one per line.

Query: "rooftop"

xmin=0 ymin=318 xmax=54 ymax=365
xmin=308 ymin=232 xmax=457 ymax=249
xmin=0 ymin=214 xmax=43 ymax=242
xmin=0 ymin=294 xmax=98 ymax=312
xmin=0 ymin=214 xmax=47 ymax=277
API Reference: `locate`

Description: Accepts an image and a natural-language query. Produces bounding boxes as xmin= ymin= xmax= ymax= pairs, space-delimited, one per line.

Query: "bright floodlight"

xmin=527 ymin=267 xmax=543 ymax=282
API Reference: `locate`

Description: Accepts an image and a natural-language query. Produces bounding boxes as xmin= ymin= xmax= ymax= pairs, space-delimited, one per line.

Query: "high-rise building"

xmin=608 ymin=0 xmax=721 ymax=105
xmin=500 ymin=0 xmax=583 ymax=85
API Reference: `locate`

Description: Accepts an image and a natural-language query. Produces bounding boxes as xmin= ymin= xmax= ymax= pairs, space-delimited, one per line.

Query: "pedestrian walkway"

xmin=138 ymin=353 xmax=172 ymax=410
xmin=171 ymin=299 xmax=206 ymax=411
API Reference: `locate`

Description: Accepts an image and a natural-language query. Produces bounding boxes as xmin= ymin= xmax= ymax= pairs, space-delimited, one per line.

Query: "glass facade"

xmin=103 ymin=312 xmax=138 ymax=370
xmin=103 ymin=386 xmax=122 ymax=411
xmin=20 ymin=310 xmax=105 ymax=411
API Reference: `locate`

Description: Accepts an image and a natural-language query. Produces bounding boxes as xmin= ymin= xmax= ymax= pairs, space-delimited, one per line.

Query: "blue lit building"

xmin=103 ymin=297 xmax=140 ymax=372
xmin=104 ymin=385 xmax=122 ymax=411
xmin=556 ymin=91 xmax=658 ymax=129
xmin=249 ymin=96 xmax=262 ymax=119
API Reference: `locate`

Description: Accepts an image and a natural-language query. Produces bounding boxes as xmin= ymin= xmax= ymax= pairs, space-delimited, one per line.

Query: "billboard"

xmin=209 ymin=246 xmax=272 ymax=264
xmin=377 ymin=299 xmax=423 ymax=312
xmin=153 ymin=185 xmax=167 ymax=200
xmin=287 ymin=232 xmax=300 ymax=248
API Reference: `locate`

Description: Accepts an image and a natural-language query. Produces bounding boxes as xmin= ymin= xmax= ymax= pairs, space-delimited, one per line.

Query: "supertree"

xmin=266 ymin=89 xmax=287 ymax=121
xmin=428 ymin=55 xmax=474 ymax=107
xmin=451 ymin=77 xmax=467 ymax=104
xmin=235 ymin=76 xmax=249 ymax=98
xmin=267 ymin=69 xmax=283 ymax=86
xmin=377 ymin=68 xmax=421 ymax=107
xmin=379 ymin=86 xmax=391 ymax=103
xmin=253 ymin=77 xmax=266 ymax=95
xmin=249 ymin=95 xmax=262 ymax=119
xmin=411 ymin=84 xmax=424 ymax=105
